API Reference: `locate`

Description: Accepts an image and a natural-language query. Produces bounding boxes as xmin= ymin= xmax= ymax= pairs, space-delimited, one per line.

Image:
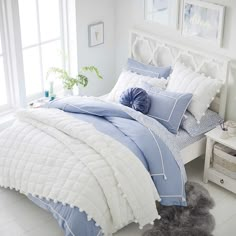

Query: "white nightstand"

xmin=203 ymin=126 xmax=236 ymax=194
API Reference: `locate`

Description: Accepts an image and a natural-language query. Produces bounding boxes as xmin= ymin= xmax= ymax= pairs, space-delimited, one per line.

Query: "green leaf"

xmin=81 ymin=66 xmax=103 ymax=80
xmin=77 ymin=74 xmax=88 ymax=87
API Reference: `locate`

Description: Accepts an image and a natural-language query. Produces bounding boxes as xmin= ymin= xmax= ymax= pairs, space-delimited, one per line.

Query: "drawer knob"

xmin=220 ymin=179 xmax=224 ymax=184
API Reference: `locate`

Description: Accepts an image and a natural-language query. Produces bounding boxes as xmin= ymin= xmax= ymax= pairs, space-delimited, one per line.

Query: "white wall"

xmin=76 ymin=0 xmax=115 ymax=96
xmin=114 ymin=0 xmax=236 ymax=121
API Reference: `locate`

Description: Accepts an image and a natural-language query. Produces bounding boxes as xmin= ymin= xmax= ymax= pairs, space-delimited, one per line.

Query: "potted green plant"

xmin=47 ymin=66 xmax=103 ymax=96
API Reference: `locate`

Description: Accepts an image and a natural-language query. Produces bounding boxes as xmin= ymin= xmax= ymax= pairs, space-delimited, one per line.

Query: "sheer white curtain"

xmin=0 ymin=2 xmax=9 ymax=110
xmin=0 ymin=35 xmax=8 ymax=108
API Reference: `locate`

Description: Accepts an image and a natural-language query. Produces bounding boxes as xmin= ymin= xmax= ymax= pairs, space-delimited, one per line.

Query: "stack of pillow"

xmin=108 ymin=58 xmax=223 ymax=135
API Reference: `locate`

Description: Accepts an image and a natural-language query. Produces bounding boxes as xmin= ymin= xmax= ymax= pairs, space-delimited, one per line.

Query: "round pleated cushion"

xmin=119 ymin=87 xmax=151 ymax=114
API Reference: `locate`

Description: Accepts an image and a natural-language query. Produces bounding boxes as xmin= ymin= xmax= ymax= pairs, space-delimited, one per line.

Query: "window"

xmin=0 ymin=0 xmax=77 ymax=113
xmin=0 ymin=33 xmax=8 ymax=107
xmin=18 ymin=0 xmax=63 ymax=99
xmin=0 ymin=3 xmax=9 ymax=110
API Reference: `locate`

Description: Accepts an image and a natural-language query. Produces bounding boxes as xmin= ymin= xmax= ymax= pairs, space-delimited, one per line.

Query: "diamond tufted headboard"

xmin=129 ymin=30 xmax=231 ymax=119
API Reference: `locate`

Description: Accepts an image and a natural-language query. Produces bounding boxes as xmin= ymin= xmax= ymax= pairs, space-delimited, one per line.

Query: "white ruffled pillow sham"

xmin=167 ymin=62 xmax=222 ymax=122
xmin=107 ymin=71 xmax=167 ymax=102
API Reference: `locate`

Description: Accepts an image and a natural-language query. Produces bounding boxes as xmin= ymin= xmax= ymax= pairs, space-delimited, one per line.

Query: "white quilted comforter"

xmin=0 ymin=108 xmax=160 ymax=235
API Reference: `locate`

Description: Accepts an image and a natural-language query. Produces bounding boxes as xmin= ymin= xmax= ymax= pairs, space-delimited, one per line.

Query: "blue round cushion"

xmin=119 ymin=87 xmax=151 ymax=114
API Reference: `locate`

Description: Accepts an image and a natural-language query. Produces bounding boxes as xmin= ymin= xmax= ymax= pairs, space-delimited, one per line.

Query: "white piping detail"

xmin=175 ymin=97 xmax=192 ymax=134
xmin=128 ymin=66 xmax=160 ymax=77
xmin=147 ymin=92 xmax=189 ymax=122
xmin=160 ymin=194 xmax=186 ymax=202
xmin=64 ymin=103 xmax=103 ymax=117
xmin=150 ymin=173 xmax=165 ymax=177
xmin=182 ymin=172 xmax=185 ymax=202
xmin=148 ymin=129 xmax=167 ymax=180
xmin=160 ymin=195 xmax=182 ymax=198
xmin=96 ymin=229 xmax=103 ymax=236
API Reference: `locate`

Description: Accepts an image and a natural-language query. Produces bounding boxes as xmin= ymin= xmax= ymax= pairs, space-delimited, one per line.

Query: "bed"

xmin=0 ymin=30 xmax=231 ymax=236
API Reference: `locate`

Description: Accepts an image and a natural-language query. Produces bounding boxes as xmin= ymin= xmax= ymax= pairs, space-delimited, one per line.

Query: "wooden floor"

xmin=0 ymin=158 xmax=235 ymax=236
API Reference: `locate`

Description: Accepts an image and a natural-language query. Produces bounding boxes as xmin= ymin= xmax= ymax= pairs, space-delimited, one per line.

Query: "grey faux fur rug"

xmin=144 ymin=182 xmax=215 ymax=236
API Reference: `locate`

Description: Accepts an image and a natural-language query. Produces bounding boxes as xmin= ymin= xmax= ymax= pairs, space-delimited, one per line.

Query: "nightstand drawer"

xmin=208 ymin=168 xmax=236 ymax=194
xmin=213 ymin=143 xmax=236 ymax=179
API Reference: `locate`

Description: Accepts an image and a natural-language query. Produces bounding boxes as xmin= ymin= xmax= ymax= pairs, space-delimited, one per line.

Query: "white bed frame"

xmin=129 ymin=30 xmax=231 ymax=164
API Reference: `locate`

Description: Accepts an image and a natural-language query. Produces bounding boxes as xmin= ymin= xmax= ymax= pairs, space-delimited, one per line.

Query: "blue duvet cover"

xmin=29 ymin=97 xmax=187 ymax=236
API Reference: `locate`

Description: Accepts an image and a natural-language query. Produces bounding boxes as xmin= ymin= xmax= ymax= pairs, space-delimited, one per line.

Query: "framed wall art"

xmin=181 ymin=0 xmax=225 ymax=47
xmin=144 ymin=0 xmax=179 ymax=29
xmin=88 ymin=22 xmax=104 ymax=47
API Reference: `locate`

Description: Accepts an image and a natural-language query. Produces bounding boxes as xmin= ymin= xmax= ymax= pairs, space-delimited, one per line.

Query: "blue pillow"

xmin=142 ymin=83 xmax=192 ymax=134
xmin=126 ymin=58 xmax=172 ymax=79
xmin=119 ymin=87 xmax=151 ymax=114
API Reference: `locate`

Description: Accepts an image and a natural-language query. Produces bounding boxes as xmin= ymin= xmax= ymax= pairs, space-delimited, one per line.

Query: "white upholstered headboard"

xmin=129 ymin=30 xmax=231 ymax=119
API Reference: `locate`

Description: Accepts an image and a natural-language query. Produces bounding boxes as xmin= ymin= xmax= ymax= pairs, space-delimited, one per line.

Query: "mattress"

xmin=175 ymin=129 xmax=204 ymax=150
